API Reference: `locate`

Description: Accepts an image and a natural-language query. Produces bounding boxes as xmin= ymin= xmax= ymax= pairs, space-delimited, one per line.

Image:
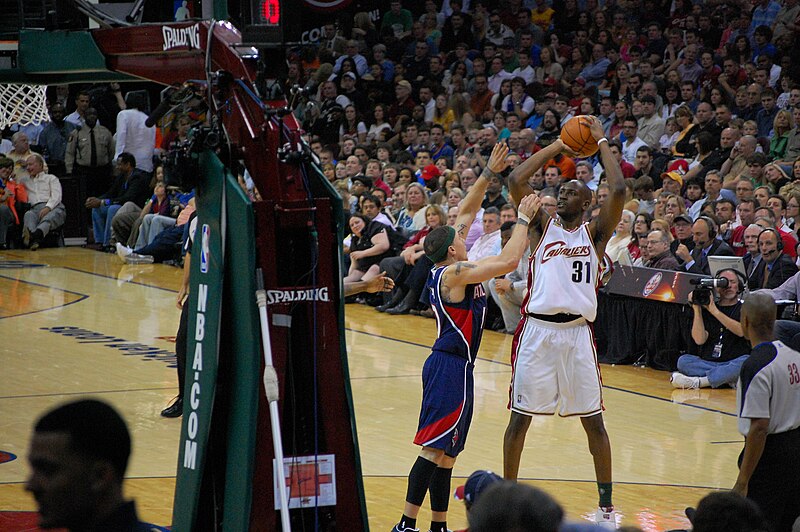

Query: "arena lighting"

xmin=259 ymin=0 xmax=280 ymax=25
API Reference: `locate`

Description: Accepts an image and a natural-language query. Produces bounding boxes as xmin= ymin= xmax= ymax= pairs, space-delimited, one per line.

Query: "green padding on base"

xmin=19 ymin=29 xmax=109 ymax=74
xmin=220 ymin=171 xmax=260 ymax=531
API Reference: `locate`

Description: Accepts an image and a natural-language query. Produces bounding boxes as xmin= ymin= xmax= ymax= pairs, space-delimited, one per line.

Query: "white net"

xmin=0 ymin=84 xmax=49 ymax=129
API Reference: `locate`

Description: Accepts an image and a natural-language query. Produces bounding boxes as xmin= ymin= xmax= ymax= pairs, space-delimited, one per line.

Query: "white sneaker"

xmin=595 ymin=506 xmax=617 ymax=529
xmin=116 ymin=242 xmax=132 ymax=260
xmin=671 ymin=372 xmax=700 ymax=389
xmin=124 ymin=252 xmax=154 ymax=264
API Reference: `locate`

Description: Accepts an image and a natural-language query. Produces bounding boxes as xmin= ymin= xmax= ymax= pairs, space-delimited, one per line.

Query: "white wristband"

xmin=597 ymin=137 xmax=609 ymax=146
xmin=518 ymin=212 xmax=531 ymax=224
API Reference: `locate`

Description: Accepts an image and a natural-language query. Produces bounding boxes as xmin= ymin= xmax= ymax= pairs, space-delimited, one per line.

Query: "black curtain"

xmin=594 ymin=293 xmax=694 ymax=371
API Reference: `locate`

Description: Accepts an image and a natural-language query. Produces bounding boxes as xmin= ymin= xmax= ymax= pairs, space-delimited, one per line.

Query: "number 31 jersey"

xmin=524 ymin=217 xmax=601 ymax=321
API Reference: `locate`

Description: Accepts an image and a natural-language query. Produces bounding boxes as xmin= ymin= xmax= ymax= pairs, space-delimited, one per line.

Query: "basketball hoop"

xmin=0 ymin=84 xmax=49 ymax=129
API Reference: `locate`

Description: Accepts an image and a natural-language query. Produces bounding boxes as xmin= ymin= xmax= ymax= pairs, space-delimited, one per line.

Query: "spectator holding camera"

xmin=671 ymin=269 xmax=751 ymax=389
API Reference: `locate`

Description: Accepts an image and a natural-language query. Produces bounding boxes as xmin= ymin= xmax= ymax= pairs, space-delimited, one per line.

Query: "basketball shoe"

xmin=595 ymin=506 xmax=617 ymax=529
xmin=390 ymin=525 xmax=419 ymax=532
xmin=116 ymin=242 xmax=133 ymax=261
xmin=671 ymin=372 xmax=701 ymax=389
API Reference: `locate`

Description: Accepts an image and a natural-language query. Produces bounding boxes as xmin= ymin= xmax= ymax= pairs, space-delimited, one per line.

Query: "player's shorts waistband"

xmin=525 ymin=313 xmax=586 ymax=328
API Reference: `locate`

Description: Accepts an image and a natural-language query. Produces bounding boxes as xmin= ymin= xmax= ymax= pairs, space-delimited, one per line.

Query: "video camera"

xmin=162 ymin=125 xmax=220 ymax=190
xmin=689 ymin=277 xmax=729 ymax=306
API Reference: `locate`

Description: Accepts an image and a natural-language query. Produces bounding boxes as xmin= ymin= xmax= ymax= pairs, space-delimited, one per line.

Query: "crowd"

xmin=285 ymin=1 xmax=800 ymax=336
xmin=0 ymin=86 xmax=200 ymax=263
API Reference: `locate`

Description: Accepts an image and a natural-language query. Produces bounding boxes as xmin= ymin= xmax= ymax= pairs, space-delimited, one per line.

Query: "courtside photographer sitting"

xmin=670 ymin=269 xmax=751 ymax=390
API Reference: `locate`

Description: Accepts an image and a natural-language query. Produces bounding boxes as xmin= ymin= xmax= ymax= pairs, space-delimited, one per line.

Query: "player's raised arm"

xmin=453 ymin=142 xmax=510 ymax=239
xmin=507 ymin=139 xmax=565 ymax=206
xmin=445 ymin=194 xmax=541 ymax=287
xmin=588 ymin=116 xmax=626 ymax=253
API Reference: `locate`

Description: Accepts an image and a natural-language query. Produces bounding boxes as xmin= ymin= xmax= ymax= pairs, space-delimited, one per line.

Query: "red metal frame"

xmin=91 ymin=20 xmax=365 ymax=531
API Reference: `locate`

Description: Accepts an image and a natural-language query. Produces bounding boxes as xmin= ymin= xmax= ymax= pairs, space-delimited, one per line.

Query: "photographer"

xmin=671 ymin=269 xmax=751 ymax=389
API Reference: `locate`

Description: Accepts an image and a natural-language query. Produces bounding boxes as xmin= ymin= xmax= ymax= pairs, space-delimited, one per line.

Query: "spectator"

xmin=6 ymin=132 xmax=35 ymax=180
xmin=381 ymin=0 xmax=413 ymax=40
xmin=65 ymin=107 xmax=115 ymax=198
xmin=115 ymin=92 xmax=155 ymax=174
xmin=0 ymin=156 xmax=19 ymax=249
xmin=675 ymin=215 xmax=735 ymax=274
xmin=25 ymin=399 xmax=169 ymax=531
xmin=64 ymin=90 xmax=93 ymax=128
xmin=38 ymin=103 xmax=76 ymax=176
xmin=636 ymin=95 xmax=665 ymax=148
xmin=620 ymin=117 xmax=647 ymax=164
xmin=646 ymin=229 xmax=680 ymax=269
xmin=605 ymin=209 xmax=636 ymax=263
xmin=749 ymin=227 xmax=798 ymax=289
xmin=468 ymin=482 xmax=563 ymax=532
xmin=19 ymin=153 xmax=67 ymax=250
xmin=756 ymin=88 xmax=779 ymax=139
xmin=452 ymin=470 xmax=503 ymax=530
xmin=688 ymin=171 xmax=737 ymax=220
xmin=84 ymin=153 xmax=151 ymax=249
xmin=769 ymin=110 xmax=793 ymax=161
xmin=687 ymin=492 xmax=768 ymax=532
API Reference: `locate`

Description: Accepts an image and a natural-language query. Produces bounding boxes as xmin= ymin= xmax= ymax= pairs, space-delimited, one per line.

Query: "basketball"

xmin=560 ymin=115 xmax=599 ymax=157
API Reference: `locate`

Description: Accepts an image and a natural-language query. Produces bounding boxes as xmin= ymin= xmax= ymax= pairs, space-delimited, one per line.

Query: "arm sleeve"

xmin=65 ymin=131 xmax=77 ymax=173
xmin=114 ymin=112 xmax=127 ymax=160
xmin=46 ymin=175 xmax=63 ymax=210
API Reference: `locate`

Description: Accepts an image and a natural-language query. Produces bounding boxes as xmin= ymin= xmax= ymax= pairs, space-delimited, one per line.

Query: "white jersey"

xmin=523 ymin=217 xmax=601 ymax=321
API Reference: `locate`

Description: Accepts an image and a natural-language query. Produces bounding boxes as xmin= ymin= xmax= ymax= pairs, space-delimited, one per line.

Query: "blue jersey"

xmin=427 ymin=265 xmax=488 ymax=363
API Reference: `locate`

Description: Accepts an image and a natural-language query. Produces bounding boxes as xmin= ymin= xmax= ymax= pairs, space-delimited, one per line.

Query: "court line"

xmin=346 ymin=328 xmax=737 ymax=418
xmin=61 ymin=266 xmax=180 ymax=293
xmin=0 ymin=475 xmax=179 ymax=486
xmin=0 ymin=274 xmax=89 ymax=319
xmin=0 ymin=386 xmax=177 ymax=401
xmin=350 ymin=369 xmax=508 ymax=380
xmin=0 ymin=474 xmax=728 ymax=491
xmin=362 ymin=473 xmax=728 ymax=491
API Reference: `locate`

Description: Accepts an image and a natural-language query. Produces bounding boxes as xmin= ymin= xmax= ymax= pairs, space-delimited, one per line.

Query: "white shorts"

xmin=509 ymin=316 xmax=604 ymax=417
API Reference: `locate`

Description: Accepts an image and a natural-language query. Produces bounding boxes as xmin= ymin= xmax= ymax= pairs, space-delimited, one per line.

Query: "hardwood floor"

xmin=0 ymin=248 xmax=741 ymax=531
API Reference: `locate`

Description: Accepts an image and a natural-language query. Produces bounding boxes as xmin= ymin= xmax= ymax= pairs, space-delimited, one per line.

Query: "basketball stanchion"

xmin=254 ymin=268 xmax=291 ymax=532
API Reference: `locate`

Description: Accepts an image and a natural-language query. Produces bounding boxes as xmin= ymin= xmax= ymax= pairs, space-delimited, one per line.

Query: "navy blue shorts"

xmin=413 ymin=351 xmax=474 ymax=457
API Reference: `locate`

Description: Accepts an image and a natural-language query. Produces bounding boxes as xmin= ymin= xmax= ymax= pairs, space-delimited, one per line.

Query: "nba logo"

xmin=200 ymin=224 xmax=210 ymax=274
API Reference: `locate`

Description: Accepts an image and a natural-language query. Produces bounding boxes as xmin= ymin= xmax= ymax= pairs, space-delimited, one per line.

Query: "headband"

xmin=426 ymin=226 xmax=456 ymax=264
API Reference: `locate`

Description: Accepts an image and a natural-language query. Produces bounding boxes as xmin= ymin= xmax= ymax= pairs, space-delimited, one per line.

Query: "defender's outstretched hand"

xmin=486 ymin=142 xmax=511 ymax=174
xmin=517 ymin=193 xmax=541 ymax=220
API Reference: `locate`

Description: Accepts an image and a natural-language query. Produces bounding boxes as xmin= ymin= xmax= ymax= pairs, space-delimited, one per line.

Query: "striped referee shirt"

xmin=737 ymin=340 xmax=800 ymax=436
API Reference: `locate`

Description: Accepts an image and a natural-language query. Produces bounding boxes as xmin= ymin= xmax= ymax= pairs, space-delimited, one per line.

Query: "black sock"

xmin=598 ymin=482 xmax=613 ymax=508
xmin=398 ymin=514 xmax=417 ymax=530
xmin=430 ymin=521 xmax=447 ymax=532
xmin=405 ymin=455 xmax=438 ymax=507
xmin=428 ymin=467 xmax=452 ymax=513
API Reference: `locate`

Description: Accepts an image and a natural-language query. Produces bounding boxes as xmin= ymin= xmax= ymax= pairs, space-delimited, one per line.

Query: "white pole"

xmin=255 ymin=289 xmax=291 ymax=532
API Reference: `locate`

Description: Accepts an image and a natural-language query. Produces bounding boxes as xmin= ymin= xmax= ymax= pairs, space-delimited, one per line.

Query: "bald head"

xmin=741 ymin=292 xmax=777 ymax=344
xmin=566 ymin=179 xmax=592 ymax=202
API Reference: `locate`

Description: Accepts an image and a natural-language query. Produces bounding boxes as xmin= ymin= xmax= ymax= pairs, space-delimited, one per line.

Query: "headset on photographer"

xmin=714 ymin=267 xmax=748 ymax=299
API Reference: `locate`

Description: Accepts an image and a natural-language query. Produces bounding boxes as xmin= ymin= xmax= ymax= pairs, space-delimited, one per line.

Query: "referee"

xmin=734 ymin=292 xmax=800 ymax=532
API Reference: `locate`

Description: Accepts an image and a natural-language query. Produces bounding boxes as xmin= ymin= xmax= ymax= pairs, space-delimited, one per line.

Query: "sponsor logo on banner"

xmin=642 ymin=272 xmax=663 ymax=297
xmin=266 ymin=287 xmax=330 ymax=304
xmin=162 ymin=23 xmax=201 ymax=51
xmin=540 ymin=241 xmax=591 ymax=264
xmin=200 ymin=224 xmax=210 ymax=274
